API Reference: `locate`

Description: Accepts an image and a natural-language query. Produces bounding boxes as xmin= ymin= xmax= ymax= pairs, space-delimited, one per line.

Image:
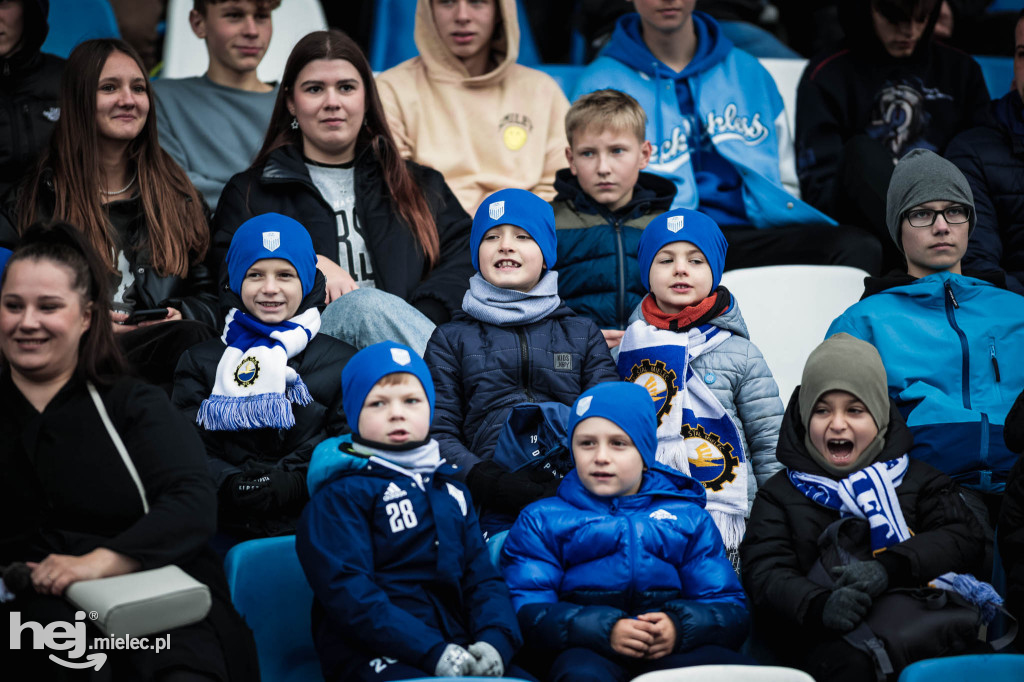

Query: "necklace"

xmin=99 ymin=171 xmax=137 ymax=196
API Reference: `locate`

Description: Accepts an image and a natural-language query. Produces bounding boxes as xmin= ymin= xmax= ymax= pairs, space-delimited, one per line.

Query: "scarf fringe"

xmin=287 ymin=375 xmax=313 ymax=406
xmin=708 ymin=510 xmax=746 ymax=551
xmin=197 ymin=393 xmax=297 ymax=431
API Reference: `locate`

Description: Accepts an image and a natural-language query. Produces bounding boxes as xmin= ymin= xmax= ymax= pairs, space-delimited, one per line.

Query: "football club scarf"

xmin=617 ymin=317 xmax=748 ymax=549
xmin=789 ymin=456 xmax=1004 ymax=622
xmin=197 ymin=307 xmax=320 ymax=431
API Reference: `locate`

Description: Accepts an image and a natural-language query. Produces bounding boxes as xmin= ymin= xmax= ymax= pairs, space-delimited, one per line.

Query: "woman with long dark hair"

xmin=2 ymin=38 xmax=217 ymax=389
xmin=0 ymin=222 xmax=257 ymax=681
xmin=213 ymin=29 xmax=473 ymax=353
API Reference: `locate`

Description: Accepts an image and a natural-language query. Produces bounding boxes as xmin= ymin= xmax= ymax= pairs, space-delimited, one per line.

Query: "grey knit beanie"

xmin=799 ymin=333 xmax=891 ymax=476
xmin=885 ymin=148 xmax=975 ymax=253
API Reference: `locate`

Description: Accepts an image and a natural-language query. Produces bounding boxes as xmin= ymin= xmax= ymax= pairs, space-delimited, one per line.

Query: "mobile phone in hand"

xmin=123 ymin=308 xmax=169 ymax=325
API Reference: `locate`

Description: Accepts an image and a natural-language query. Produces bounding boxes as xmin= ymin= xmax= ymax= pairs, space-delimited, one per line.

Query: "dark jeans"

xmin=722 ymin=222 xmax=883 ymax=275
xmin=548 ymin=645 xmax=754 ymax=682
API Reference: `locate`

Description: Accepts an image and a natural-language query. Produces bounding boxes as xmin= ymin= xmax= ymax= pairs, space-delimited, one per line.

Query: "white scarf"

xmin=617 ymin=319 xmax=749 ymax=549
xmin=197 ymin=307 xmax=320 ymax=431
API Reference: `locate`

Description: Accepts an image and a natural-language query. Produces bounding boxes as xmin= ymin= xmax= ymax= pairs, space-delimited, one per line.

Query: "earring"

xmin=290 ymin=117 xmax=299 ymax=130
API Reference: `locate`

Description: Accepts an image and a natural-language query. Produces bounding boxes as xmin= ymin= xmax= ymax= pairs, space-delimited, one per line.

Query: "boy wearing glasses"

xmin=827 ymin=148 xmax=1024 ymax=579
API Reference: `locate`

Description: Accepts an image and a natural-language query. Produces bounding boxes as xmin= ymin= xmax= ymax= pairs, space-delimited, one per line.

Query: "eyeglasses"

xmin=904 ymin=205 xmax=971 ymax=228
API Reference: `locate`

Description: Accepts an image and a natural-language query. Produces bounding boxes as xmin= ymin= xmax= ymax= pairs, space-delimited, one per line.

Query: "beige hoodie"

xmin=376 ymin=0 xmax=569 ymax=214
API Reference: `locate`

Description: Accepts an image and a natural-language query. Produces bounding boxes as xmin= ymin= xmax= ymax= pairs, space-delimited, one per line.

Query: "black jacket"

xmin=171 ymin=282 xmax=357 ymax=536
xmin=795 ymin=0 xmax=989 ymax=215
xmin=0 ymin=369 xmax=258 ymax=679
xmin=213 ymin=144 xmax=474 ymax=325
xmin=998 ymin=455 xmax=1024 ymax=625
xmin=0 ymin=169 xmax=220 ymax=327
xmin=740 ymin=389 xmax=984 ymax=662
xmin=0 ymin=0 xmax=63 ymax=198
xmin=946 ymin=91 xmax=1024 ymax=296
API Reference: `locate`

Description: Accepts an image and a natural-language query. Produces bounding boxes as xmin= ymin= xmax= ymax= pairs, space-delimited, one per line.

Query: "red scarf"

xmin=641 ymin=292 xmax=720 ymax=331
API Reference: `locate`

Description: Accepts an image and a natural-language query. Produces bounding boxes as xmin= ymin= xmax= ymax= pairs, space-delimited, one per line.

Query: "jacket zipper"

xmin=989 ymin=340 xmax=1001 ymax=382
xmin=943 ymin=281 xmax=971 ymax=410
xmin=516 ymin=327 xmax=533 ymax=401
xmin=613 ymin=220 xmax=626 ymax=328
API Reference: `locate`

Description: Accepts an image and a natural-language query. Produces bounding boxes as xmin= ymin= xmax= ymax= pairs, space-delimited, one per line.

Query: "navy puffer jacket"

xmin=501 ymin=466 xmax=749 ymax=657
xmin=423 ymin=304 xmax=618 ymax=480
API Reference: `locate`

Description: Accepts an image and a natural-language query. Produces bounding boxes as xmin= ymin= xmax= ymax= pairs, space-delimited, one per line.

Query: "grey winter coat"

xmin=621 ymin=294 xmax=784 ymax=508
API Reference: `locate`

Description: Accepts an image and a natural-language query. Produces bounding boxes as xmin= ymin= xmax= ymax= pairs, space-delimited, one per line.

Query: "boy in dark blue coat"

xmin=423 ymin=188 xmax=618 ymax=520
xmin=296 ymin=342 xmax=528 ymax=681
xmin=501 ymin=382 xmax=752 ymax=681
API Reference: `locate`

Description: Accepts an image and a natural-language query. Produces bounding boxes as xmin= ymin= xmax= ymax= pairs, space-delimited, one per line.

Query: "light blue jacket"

xmin=624 ymin=295 xmax=785 ymax=507
xmin=826 ymin=272 xmax=1024 ymax=492
xmin=574 ymin=12 xmax=833 ymax=228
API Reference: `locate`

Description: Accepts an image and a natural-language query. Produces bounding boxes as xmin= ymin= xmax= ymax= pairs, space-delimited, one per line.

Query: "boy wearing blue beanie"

xmin=501 ymin=382 xmax=752 ymax=681
xmin=172 ymin=212 xmax=356 ymax=541
xmin=423 ymin=188 xmax=619 ymax=524
xmin=616 ymin=208 xmax=784 ymax=568
xmin=296 ymin=341 xmax=531 ymax=682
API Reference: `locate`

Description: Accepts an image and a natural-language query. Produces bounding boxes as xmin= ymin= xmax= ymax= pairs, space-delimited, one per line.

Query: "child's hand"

xmin=610 ymin=617 xmax=656 ymax=658
xmin=601 ymin=329 xmax=625 ymax=349
xmin=637 ymin=612 xmax=677 ymax=659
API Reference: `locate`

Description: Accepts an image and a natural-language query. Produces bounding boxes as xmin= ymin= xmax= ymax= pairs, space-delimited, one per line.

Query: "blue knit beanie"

xmin=568 ymin=382 xmax=657 ymax=469
xmin=341 ymin=341 xmax=436 ymax=437
xmin=637 ymin=209 xmax=728 ymax=292
xmin=227 ymin=213 xmax=318 ymax=297
xmin=470 ymin=188 xmax=557 ymax=271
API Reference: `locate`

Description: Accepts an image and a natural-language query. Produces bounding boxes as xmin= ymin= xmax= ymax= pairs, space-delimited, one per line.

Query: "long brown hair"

xmin=253 ymin=29 xmax=440 ymax=266
xmin=16 ymin=39 xmax=208 ymax=278
xmin=1 ymin=222 xmax=129 ymax=384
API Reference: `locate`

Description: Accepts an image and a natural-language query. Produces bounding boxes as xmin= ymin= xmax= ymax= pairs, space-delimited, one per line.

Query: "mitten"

xmin=266 ymin=469 xmax=307 ymax=509
xmin=434 ymin=643 xmax=473 ymax=677
xmin=832 ymin=560 xmax=889 ymax=597
xmin=466 ymin=641 xmax=504 ymax=677
xmin=822 ymin=586 xmax=872 ymax=632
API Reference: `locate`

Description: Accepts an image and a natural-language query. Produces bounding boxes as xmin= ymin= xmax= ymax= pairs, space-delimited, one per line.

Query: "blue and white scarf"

xmin=197 ymin=307 xmax=320 ymax=431
xmin=789 ymin=456 xmax=1003 ymax=622
xmin=617 ymin=319 xmax=748 ymax=549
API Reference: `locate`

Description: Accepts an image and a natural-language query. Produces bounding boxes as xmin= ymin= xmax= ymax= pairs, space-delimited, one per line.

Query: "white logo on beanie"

xmin=390 ymin=348 xmax=412 ymax=366
xmin=489 ymin=201 xmax=505 ymax=220
xmin=576 ymin=395 xmax=593 ymax=416
xmin=667 ymin=216 xmax=685 ymax=233
xmin=262 ymin=231 xmax=281 ymax=251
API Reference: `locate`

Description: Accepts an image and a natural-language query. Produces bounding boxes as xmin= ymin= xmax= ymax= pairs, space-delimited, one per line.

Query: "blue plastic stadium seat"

xmin=40 ymin=0 xmax=120 ymax=58
xmin=223 ymin=536 xmax=323 ymax=682
xmin=976 ymin=56 xmax=1014 ymax=99
xmin=369 ymin=0 xmax=540 ymax=72
xmin=898 ymin=654 xmax=1024 ymax=682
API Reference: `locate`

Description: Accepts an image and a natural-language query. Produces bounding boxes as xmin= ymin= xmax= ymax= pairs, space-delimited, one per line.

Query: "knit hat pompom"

xmin=341 ymin=342 xmax=435 ymax=437
xmin=637 ymin=208 xmax=727 ymax=292
xmin=471 ymin=188 xmax=557 ymax=271
xmin=227 ymin=213 xmax=318 ymax=297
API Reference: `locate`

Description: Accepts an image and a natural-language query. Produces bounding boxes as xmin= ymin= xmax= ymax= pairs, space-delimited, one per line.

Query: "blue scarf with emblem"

xmin=617 ymin=318 xmax=748 ymax=549
xmin=197 ymin=307 xmax=319 ymax=431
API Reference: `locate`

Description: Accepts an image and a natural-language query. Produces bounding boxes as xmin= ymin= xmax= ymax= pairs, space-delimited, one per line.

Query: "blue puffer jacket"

xmin=424 ymin=304 xmax=619 ymax=479
xmin=573 ymin=12 xmax=832 ymax=228
xmin=501 ymin=466 xmax=749 ymax=657
xmin=624 ymin=293 xmax=784 ymax=507
xmin=826 ymin=271 xmax=1024 ymax=492
xmin=553 ymin=169 xmax=676 ymax=330
xmin=296 ymin=436 xmax=521 ymax=679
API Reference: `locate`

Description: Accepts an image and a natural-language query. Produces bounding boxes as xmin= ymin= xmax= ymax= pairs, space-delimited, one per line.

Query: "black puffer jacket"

xmin=946 ymin=91 xmax=1024 ymax=296
xmin=998 ymin=455 xmax=1024 ymax=626
xmin=213 ymin=144 xmax=474 ymax=324
xmin=740 ymin=389 xmax=984 ymax=662
xmin=0 ymin=0 xmax=63 ymax=198
xmin=1 ymin=169 xmax=219 ymax=327
xmin=423 ymin=304 xmax=618 ymax=481
xmin=171 ymin=276 xmax=356 ymax=536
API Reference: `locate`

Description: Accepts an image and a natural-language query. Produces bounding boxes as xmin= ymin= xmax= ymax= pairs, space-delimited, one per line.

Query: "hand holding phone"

xmin=123 ymin=308 xmax=170 ymax=325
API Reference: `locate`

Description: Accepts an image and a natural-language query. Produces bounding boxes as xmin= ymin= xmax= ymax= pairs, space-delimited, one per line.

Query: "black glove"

xmin=266 ymin=469 xmax=307 ymax=510
xmin=822 ymin=586 xmax=872 ymax=632
xmin=222 ymin=471 xmax=275 ymax=512
xmin=467 ymin=460 xmax=550 ymax=514
xmin=832 ymin=560 xmax=889 ymax=598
